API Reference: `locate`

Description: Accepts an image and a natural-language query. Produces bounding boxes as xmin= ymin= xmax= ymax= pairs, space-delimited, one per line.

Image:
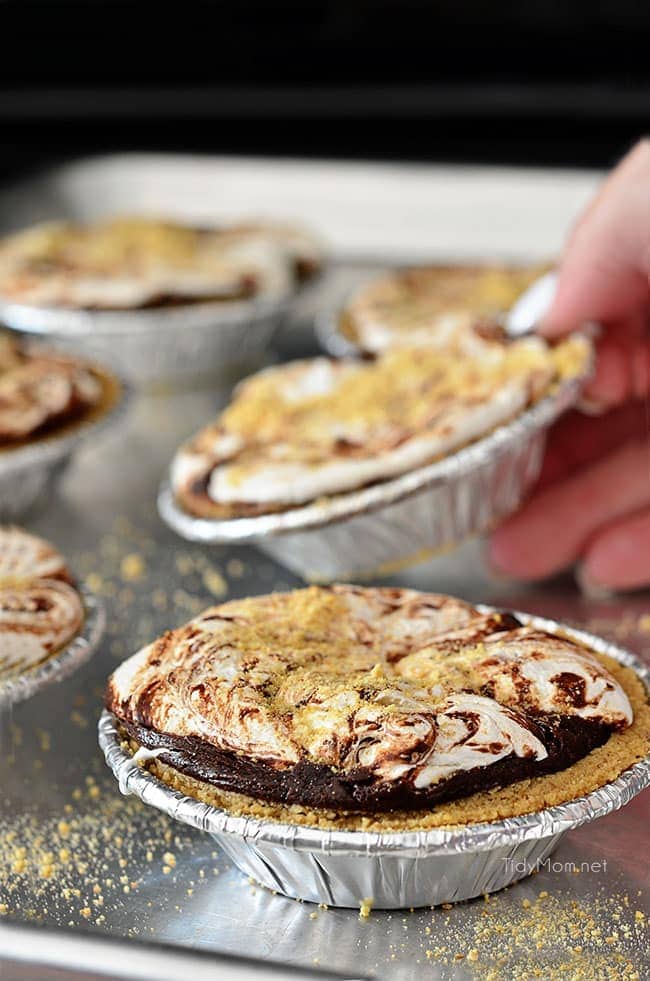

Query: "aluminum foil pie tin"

xmin=157 ymin=369 xmax=587 ymax=582
xmin=1 ymin=587 xmax=105 ymax=708
xmin=0 ymin=287 xmax=310 ymax=389
xmin=98 ymin=613 xmax=650 ymax=910
xmin=0 ymin=374 xmax=130 ymax=522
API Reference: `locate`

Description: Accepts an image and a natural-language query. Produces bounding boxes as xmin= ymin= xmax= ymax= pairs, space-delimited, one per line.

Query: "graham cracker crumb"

xmin=359 ymin=898 xmax=373 ymax=919
xmin=120 ymin=553 xmax=145 ymax=582
xmin=202 ymin=567 xmax=228 ymax=598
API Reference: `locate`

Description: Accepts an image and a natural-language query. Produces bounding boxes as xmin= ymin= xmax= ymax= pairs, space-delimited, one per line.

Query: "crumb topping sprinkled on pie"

xmin=0 ymin=216 xmax=322 ymax=309
xmin=341 ymin=262 xmax=552 ymax=353
xmin=106 ymin=586 xmax=632 ymax=813
xmin=171 ymin=334 xmax=590 ymax=518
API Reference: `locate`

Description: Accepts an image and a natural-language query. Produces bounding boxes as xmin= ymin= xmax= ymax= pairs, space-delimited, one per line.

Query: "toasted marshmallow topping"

xmin=172 ymin=335 xmax=590 ymax=518
xmin=0 ymin=336 xmax=103 ymax=444
xmin=0 ymin=527 xmax=84 ymax=679
xmin=106 ymin=587 xmax=631 ymax=795
xmin=342 ymin=263 xmax=552 ymax=354
xmin=0 ymin=526 xmax=71 ymax=584
xmin=474 ymin=628 xmax=633 ymax=728
xmin=0 ymin=216 xmax=322 ymax=309
xmin=412 ymin=694 xmax=547 ymax=789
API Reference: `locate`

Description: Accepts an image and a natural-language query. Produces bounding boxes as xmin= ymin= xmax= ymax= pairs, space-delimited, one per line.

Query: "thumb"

xmin=542 ymin=140 xmax=650 ymax=338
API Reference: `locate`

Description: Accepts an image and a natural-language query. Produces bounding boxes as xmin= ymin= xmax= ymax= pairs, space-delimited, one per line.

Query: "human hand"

xmin=489 ymin=139 xmax=650 ymax=592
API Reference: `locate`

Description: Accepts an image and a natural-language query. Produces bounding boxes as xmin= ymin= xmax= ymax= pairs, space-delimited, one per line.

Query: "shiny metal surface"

xmin=0 ymin=156 xmax=648 ymax=979
xmin=0 ymin=922 xmax=351 ymax=980
xmin=1 ymin=377 xmax=649 ymax=978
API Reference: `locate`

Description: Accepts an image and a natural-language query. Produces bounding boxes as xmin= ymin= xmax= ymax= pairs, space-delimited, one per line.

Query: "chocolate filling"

xmin=117 ymin=713 xmax=612 ymax=814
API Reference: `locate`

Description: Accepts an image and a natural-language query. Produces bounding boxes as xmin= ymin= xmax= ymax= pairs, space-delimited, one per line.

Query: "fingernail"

xmin=581 ymin=320 xmax=603 ymax=341
xmin=575 ymin=563 xmax=617 ymax=599
xmin=575 ymin=397 xmax=609 ymax=416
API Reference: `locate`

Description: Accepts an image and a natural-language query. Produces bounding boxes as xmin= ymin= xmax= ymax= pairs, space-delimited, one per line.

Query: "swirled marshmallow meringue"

xmin=106 ymin=586 xmax=633 ymax=815
xmin=0 ymin=526 xmax=72 ymax=583
xmin=0 ymin=527 xmax=84 ymax=680
xmin=0 ymin=335 xmax=105 ymax=444
xmin=412 ymin=694 xmax=547 ymax=789
xmin=0 ymin=216 xmax=323 ymax=309
xmin=171 ymin=334 xmax=590 ymax=519
xmin=475 ymin=628 xmax=633 ymax=728
xmin=340 ymin=262 xmax=552 ymax=354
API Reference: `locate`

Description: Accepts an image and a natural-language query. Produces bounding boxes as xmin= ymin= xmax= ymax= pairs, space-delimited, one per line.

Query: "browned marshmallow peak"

xmin=340 ymin=262 xmax=552 ymax=354
xmin=106 ymin=586 xmax=632 ymax=814
xmin=171 ymin=335 xmax=590 ymax=520
xmin=0 ymin=335 xmax=104 ymax=445
xmin=0 ymin=216 xmax=322 ymax=310
xmin=0 ymin=527 xmax=84 ymax=680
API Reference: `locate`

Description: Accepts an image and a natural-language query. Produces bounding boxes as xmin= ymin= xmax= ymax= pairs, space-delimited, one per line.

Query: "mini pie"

xmin=171 ymin=333 xmax=590 ymax=519
xmin=0 ymin=526 xmax=85 ymax=680
xmin=105 ymin=586 xmax=648 ymax=826
xmin=0 ymin=334 xmax=118 ymax=447
xmin=339 ymin=262 xmax=552 ymax=354
xmin=0 ymin=216 xmax=322 ymax=310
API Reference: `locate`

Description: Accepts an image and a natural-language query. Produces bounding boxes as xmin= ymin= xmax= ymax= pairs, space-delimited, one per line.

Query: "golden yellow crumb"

xmin=120 ymin=554 xmax=145 ymax=582
xmin=359 ymin=898 xmax=373 ymax=919
xmin=202 ymin=567 xmax=228 ymax=598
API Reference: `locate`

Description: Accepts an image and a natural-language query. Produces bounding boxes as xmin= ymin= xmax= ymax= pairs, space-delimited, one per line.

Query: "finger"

xmin=580 ymin=329 xmax=650 ymax=409
xmin=536 ymin=400 xmax=650 ymax=491
xmin=542 ymin=139 xmax=650 ymax=338
xmin=488 ymin=438 xmax=650 ymax=580
xmin=580 ymin=508 xmax=650 ymax=592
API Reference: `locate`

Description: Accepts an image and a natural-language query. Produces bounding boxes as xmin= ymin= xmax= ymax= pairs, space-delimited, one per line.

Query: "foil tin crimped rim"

xmin=0 ymin=272 xmax=323 ymax=338
xmin=98 ymin=612 xmax=650 ymax=858
xmin=157 ymin=367 xmax=588 ymax=543
xmin=0 ymin=359 xmax=131 ymax=480
xmin=0 ymin=587 xmax=106 ymax=707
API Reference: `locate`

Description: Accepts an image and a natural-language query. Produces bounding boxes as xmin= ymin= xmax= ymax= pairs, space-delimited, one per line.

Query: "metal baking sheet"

xmin=1 ymin=155 xmax=648 ymax=980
